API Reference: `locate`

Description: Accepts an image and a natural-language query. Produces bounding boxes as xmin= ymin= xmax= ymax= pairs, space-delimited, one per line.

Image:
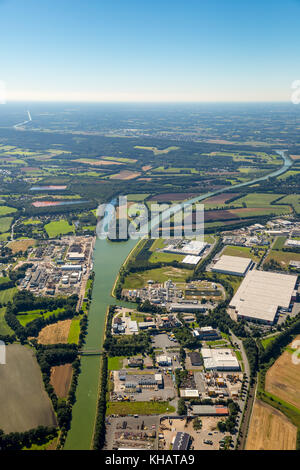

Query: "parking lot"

xmin=153 ymin=333 xmax=179 ymax=349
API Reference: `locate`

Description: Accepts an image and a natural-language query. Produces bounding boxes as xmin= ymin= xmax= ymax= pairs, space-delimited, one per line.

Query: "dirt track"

xmin=246 ymin=399 xmax=297 ymax=450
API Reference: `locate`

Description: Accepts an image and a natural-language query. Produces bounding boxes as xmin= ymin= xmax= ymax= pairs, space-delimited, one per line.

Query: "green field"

xmin=261 ymin=334 xmax=280 ymax=349
xmin=106 ymin=401 xmax=175 ymax=415
xmin=45 ymin=219 xmax=75 ymax=238
xmin=17 ymin=308 xmax=65 ymax=327
xmin=0 ymin=287 xmax=18 ymax=304
xmin=148 ymin=251 xmax=185 ymax=264
xmin=222 ymin=245 xmax=265 ymax=262
xmin=272 ymin=236 xmax=287 ymax=250
xmin=0 ymin=206 xmax=17 ymax=216
xmin=107 ymin=356 xmax=126 ymax=370
xmin=134 ymin=145 xmax=179 ymax=155
xmin=233 ymin=193 xmax=284 ymax=207
xmin=123 ymin=266 xmax=191 ymax=289
xmin=0 ymin=217 xmax=13 ymax=234
xmin=68 ymin=318 xmax=81 ymax=344
xmin=264 ymin=250 xmax=300 ymax=270
xmin=23 ymin=218 xmax=42 ymax=225
xmin=275 ymin=194 xmax=300 ymax=214
xmin=126 ymin=193 xmax=150 ymax=202
xmin=103 ymin=156 xmax=137 ymax=163
xmin=0 ymin=307 xmax=14 ymax=336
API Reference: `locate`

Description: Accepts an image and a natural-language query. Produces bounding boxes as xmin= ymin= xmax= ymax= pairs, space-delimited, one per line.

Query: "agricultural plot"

xmin=134 ymin=145 xmax=179 ymax=155
xmin=0 ymin=287 xmax=18 ymax=304
xmin=8 ymin=239 xmax=35 ymax=254
xmin=37 ymin=319 xmax=72 ymax=344
xmin=246 ymin=399 xmax=297 ymax=450
xmin=0 ymin=344 xmax=57 ymax=433
xmin=275 ymin=194 xmax=300 ymax=214
xmin=109 ymin=170 xmax=141 ymax=180
xmin=233 ymin=193 xmax=284 ymax=207
xmin=45 ymin=219 xmax=75 ymax=237
xmin=0 ymin=307 xmax=14 ymax=336
xmin=0 ymin=217 xmax=13 ymax=233
xmin=265 ymin=336 xmax=300 ymax=410
xmin=50 ymin=364 xmax=73 ymax=398
xmin=17 ymin=308 xmax=65 ymax=327
xmin=0 ymin=206 xmax=17 ymax=216
xmin=68 ymin=318 xmax=81 ymax=344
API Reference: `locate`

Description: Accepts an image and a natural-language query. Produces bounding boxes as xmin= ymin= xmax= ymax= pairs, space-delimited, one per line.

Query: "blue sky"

xmin=1 ymin=0 xmax=300 ymax=102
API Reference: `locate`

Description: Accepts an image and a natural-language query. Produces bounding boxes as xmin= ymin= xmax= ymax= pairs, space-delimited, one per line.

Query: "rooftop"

xmin=230 ymin=269 xmax=298 ymax=323
xmin=212 ymin=255 xmax=253 ymax=276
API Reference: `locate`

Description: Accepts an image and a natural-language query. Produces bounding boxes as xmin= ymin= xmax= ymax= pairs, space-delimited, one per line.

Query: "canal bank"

xmin=64 ymin=150 xmax=293 ymax=450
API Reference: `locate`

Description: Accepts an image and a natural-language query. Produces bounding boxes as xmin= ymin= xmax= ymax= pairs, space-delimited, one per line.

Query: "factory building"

xmin=212 ymin=255 xmax=253 ymax=276
xmin=192 ymin=326 xmax=221 ymax=340
xmin=61 ymin=264 xmax=82 ymax=271
xmin=156 ymin=355 xmax=172 ymax=366
xmin=191 ymin=405 xmax=229 ymax=416
xmin=229 ymin=270 xmax=298 ymax=324
xmin=189 ymin=351 xmax=202 ymax=366
xmin=201 ymin=348 xmax=240 ymax=371
xmin=169 ymin=303 xmax=206 ymax=313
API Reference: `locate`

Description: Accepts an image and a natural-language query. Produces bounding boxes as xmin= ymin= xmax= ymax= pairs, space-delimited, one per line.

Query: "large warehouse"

xmin=212 ymin=255 xmax=253 ymax=276
xmin=229 ymin=270 xmax=298 ymax=324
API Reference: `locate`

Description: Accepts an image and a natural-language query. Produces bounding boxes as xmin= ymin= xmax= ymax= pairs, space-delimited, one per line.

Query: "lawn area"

xmin=261 ymin=334 xmax=280 ymax=349
xmin=17 ymin=308 xmax=65 ymax=327
xmin=107 ymin=356 xmax=126 ymax=370
xmin=264 ymin=250 xmax=300 ymax=271
xmin=275 ymin=194 xmax=300 ymax=214
xmin=0 ymin=206 xmax=17 ymax=216
xmin=0 ymin=287 xmax=18 ymax=304
xmin=68 ymin=318 xmax=81 ymax=344
xmin=222 ymin=245 xmax=265 ymax=263
xmin=148 ymin=251 xmax=185 ymax=264
xmin=204 ymin=271 xmax=243 ymax=294
xmin=272 ymin=236 xmax=287 ymax=250
xmin=0 ymin=217 xmax=13 ymax=234
xmin=123 ymin=266 xmax=191 ymax=289
xmin=106 ymin=401 xmax=175 ymax=415
xmin=45 ymin=219 xmax=75 ymax=238
xmin=23 ymin=219 xmax=42 ymax=225
xmin=0 ymin=307 xmax=14 ymax=336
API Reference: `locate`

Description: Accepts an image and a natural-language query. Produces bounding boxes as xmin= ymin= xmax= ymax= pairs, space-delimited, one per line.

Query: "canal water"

xmin=64 ymin=150 xmax=292 ymax=449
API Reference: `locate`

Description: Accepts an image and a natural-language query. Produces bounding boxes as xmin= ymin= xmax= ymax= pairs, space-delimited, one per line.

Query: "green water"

xmin=64 ymin=238 xmax=136 ymax=450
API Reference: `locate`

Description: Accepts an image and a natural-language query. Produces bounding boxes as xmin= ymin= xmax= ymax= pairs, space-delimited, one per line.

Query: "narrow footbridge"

xmin=79 ymin=349 xmax=103 ymax=356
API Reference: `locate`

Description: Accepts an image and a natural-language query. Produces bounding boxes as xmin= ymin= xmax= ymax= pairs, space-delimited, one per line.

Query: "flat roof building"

xmin=173 ymin=432 xmax=190 ymax=451
xmin=229 ymin=270 xmax=298 ymax=324
xmin=182 ymin=255 xmax=201 ymax=265
xmin=191 ymin=405 xmax=229 ymax=416
xmin=201 ymin=348 xmax=240 ymax=371
xmin=212 ymin=255 xmax=253 ymax=276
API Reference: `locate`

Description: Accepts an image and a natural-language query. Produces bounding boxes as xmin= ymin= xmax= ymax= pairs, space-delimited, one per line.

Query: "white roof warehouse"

xmin=212 ymin=255 xmax=253 ymax=276
xmin=229 ymin=270 xmax=298 ymax=324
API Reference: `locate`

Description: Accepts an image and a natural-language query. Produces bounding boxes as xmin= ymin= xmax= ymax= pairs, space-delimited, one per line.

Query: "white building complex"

xmin=229 ymin=270 xmax=298 ymax=324
xmin=201 ymin=348 xmax=240 ymax=371
xmin=212 ymin=255 xmax=253 ymax=276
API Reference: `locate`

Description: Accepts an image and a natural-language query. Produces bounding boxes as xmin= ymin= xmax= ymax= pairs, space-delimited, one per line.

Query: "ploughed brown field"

xmin=246 ymin=399 xmax=297 ymax=450
xmin=0 ymin=345 xmax=57 ymax=433
xmin=38 ymin=319 xmax=72 ymax=345
xmin=50 ymin=364 xmax=73 ymax=398
xmin=203 ymin=193 xmax=240 ymax=205
xmin=265 ymin=335 xmax=300 ymax=409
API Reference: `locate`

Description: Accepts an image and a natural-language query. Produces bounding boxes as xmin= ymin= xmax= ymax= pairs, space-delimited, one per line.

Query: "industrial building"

xmin=189 ymin=351 xmax=203 ymax=366
xmin=201 ymin=348 xmax=240 ymax=371
xmin=169 ymin=303 xmax=206 ymax=313
xmin=156 ymin=355 xmax=172 ymax=366
xmin=192 ymin=326 xmax=221 ymax=341
xmin=163 ymin=240 xmax=207 ymax=256
xmin=182 ymin=255 xmax=201 ymax=265
xmin=180 ymin=389 xmax=200 ymax=398
xmin=229 ymin=270 xmax=298 ymax=324
xmin=67 ymin=252 xmax=85 ymax=261
xmin=191 ymin=405 xmax=229 ymax=416
xmin=61 ymin=264 xmax=82 ymax=271
xmin=172 ymin=432 xmax=190 ymax=451
xmin=212 ymin=255 xmax=253 ymax=276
